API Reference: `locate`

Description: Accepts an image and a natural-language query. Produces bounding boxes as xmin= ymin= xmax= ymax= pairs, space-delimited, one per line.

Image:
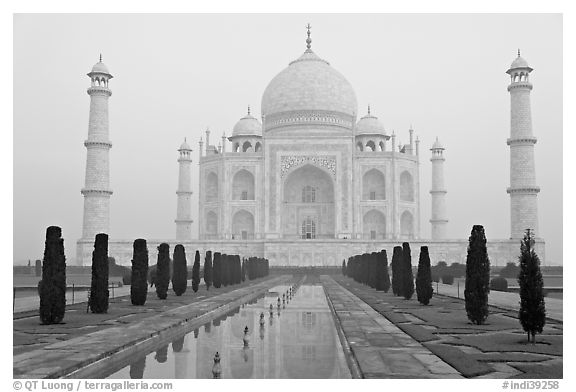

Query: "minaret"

xmin=81 ymin=55 xmax=113 ymax=240
xmin=506 ymin=50 xmax=540 ymax=239
xmin=175 ymin=139 xmax=193 ymax=240
xmin=430 ymin=138 xmax=448 ymax=239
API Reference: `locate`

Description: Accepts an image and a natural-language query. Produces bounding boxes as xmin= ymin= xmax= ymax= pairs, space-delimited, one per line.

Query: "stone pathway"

xmin=321 ymin=275 xmax=462 ymax=378
xmin=332 ymin=275 xmax=562 ymax=379
xmin=13 ymin=276 xmax=290 ymax=379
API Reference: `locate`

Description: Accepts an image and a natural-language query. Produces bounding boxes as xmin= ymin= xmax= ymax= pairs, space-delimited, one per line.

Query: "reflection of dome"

xmin=261 ymin=48 xmax=357 ymax=132
xmin=233 ymin=110 xmax=262 ymax=137
xmin=356 ymin=107 xmax=386 ymax=135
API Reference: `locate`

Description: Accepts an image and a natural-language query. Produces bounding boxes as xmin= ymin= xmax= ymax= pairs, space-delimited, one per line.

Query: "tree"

xmin=213 ymin=252 xmax=222 ymax=288
xmin=221 ymin=254 xmax=229 ymax=287
xmin=518 ymin=229 xmax=546 ymax=343
xmin=192 ymin=250 xmax=201 ymax=292
xmin=156 ymin=243 xmax=170 ymax=299
xmin=465 ymin=225 xmax=491 ymax=325
xmin=369 ymin=252 xmax=379 ymax=288
xmin=401 ymin=242 xmax=415 ymax=300
xmin=130 ymin=239 xmax=149 ymax=305
xmin=172 ymin=245 xmax=188 ymax=296
xmin=39 ymin=226 xmax=66 ymax=324
xmin=203 ymin=250 xmax=213 ymax=290
xmin=416 ymin=246 xmax=433 ymax=305
xmin=391 ymin=246 xmax=403 ymax=296
xmin=375 ymin=250 xmax=390 ymax=292
xmin=241 ymin=258 xmax=246 ymax=282
xmin=342 ymin=259 xmax=347 ymax=276
xmin=490 ymin=277 xmax=508 ymax=292
xmin=89 ymin=233 xmax=109 ymax=313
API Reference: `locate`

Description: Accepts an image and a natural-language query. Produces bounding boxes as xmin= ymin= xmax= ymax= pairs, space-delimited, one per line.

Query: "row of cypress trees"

xmin=245 ymin=257 xmax=270 ymax=280
xmin=343 ymin=243 xmax=433 ymax=305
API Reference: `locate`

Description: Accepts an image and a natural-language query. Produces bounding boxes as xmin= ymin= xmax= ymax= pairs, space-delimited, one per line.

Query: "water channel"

xmin=105 ymin=281 xmax=351 ymax=378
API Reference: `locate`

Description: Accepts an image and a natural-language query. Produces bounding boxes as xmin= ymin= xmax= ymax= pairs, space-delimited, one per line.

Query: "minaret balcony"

xmin=506 ymin=186 xmax=540 ymax=194
xmin=507 ymin=137 xmax=537 ymax=146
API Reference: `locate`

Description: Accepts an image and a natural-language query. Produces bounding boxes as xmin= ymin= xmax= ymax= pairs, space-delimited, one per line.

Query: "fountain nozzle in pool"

xmin=243 ymin=326 xmax=250 ymax=347
xmin=260 ymin=312 xmax=265 ymax=326
xmin=212 ymin=352 xmax=221 ymax=378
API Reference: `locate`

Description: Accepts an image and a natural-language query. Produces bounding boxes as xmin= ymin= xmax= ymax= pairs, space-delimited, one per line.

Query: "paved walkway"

xmin=321 ymin=275 xmax=462 ymax=378
xmin=14 ymin=276 xmax=290 ymax=379
xmin=434 ymin=283 xmax=562 ymax=322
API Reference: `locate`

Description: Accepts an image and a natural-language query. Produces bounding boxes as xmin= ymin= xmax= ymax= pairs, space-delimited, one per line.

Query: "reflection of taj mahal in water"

xmin=76 ymin=27 xmax=545 ymax=266
xmin=111 ymin=286 xmax=349 ymax=379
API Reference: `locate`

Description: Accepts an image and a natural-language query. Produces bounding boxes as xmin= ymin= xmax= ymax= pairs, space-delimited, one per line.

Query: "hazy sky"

xmin=13 ymin=14 xmax=562 ymax=265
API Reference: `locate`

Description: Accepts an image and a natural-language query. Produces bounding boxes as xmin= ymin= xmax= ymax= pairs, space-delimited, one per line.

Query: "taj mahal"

xmin=76 ymin=27 xmax=545 ymax=266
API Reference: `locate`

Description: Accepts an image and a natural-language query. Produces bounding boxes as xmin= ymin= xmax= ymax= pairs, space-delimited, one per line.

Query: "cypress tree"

xmin=391 ymin=246 xmax=403 ymax=296
xmin=416 ymin=246 xmax=433 ymax=305
xmin=220 ymin=254 xmax=228 ymax=286
xmin=369 ymin=252 xmax=379 ymax=288
xmin=235 ymin=255 xmax=242 ymax=284
xmin=172 ymin=245 xmax=188 ymax=296
xmin=203 ymin=250 xmax=213 ymax=290
xmin=192 ymin=250 xmax=201 ymax=292
xmin=89 ymin=233 xmax=109 ymax=313
xmin=131 ymin=239 xmax=149 ymax=305
xmin=213 ymin=252 xmax=222 ymax=288
xmin=39 ymin=226 xmax=66 ymax=324
xmin=402 ymin=242 xmax=415 ymax=300
xmin=376 ymin=250 xmax=391 ymax=292
xmin=155 ymin=243 xmax=170 ymax=300
xmin=342 ymin=259 xmax=347 ymax=276
xmin=518 ymin=229 xmax=546 ymax=343
xmin=241 ymin=258 xmax=246 ymax=282
xmin=464 ymin=225 xmax=491 ymax=325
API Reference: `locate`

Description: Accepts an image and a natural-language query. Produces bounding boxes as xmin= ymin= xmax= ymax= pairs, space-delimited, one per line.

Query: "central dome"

xmin=261 ymin=48 xmax=357 ymax=131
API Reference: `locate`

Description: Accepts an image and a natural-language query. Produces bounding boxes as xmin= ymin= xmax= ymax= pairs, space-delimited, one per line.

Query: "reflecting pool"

xmin=106 ymin=284 xmax=351 ymax=378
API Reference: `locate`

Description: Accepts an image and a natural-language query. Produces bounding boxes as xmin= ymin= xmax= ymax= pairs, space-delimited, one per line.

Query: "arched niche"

xmin=232 ymin=169 xmax=255 ymax=200
xmin=363 ymin=209 xmax=386 ymax=240
xmin=362 ymin=168 xmax=386 ymax=200
xmin=205 ymin=210 xmax=218 ymax=237
xmin=232 ymin=210 xmax=255 ymax=240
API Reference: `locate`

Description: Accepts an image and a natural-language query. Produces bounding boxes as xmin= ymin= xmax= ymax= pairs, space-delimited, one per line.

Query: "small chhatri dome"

xmin=232 ymin=106 xmax=262 ymax=137
xmin=179 ymin=138 xmax=192 ymax=151
xmin=355 ymin=106 xmax=386 ymax=135
xmin=431 ymin=137 xmax=444 ymax=150
xmin=89 ymin=54 xmax=112 ymax=76
xmin=509 ymin=49 xmax=531 ymax=71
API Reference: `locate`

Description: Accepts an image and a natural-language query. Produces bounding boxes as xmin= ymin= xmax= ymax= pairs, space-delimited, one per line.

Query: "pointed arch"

xmin=232 ymin=210 xmax=254 ymax=240
xmin=242 ymin=141 xmax=253 ymax=152
xmin=362 ymin=168 xmax=386 ymax=200
xmin=255 ymin=142 xmax=262 ymax=152
xmin=366 ymin=140 xmax=376 ymax=152
xmin=232 ymin=169 xmax=255 ymax=200
xmin=363 ymin=209 xmax=386 ymax=240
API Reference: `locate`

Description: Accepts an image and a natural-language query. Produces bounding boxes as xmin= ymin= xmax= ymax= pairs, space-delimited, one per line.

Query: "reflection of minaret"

xmin=173 ymin=336 xmax=189 ymax=379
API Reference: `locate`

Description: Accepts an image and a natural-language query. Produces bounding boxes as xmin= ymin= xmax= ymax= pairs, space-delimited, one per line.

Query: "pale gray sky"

xmin=13 ymin=14 xmax=563 ymax=265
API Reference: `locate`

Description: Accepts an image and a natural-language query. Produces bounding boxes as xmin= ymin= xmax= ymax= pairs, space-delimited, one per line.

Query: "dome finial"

xmin=367 ymin=105 xmax=371 ymax=115
xmin=518 ymin=48 xmax=521 ymax=57
xmin=99 ymin=53 xmax=102 ymax=62
xmin=247 ymin=105 xmax=251 ymax=116
xmin=306 ymin=23 xmax=312 ymax=50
